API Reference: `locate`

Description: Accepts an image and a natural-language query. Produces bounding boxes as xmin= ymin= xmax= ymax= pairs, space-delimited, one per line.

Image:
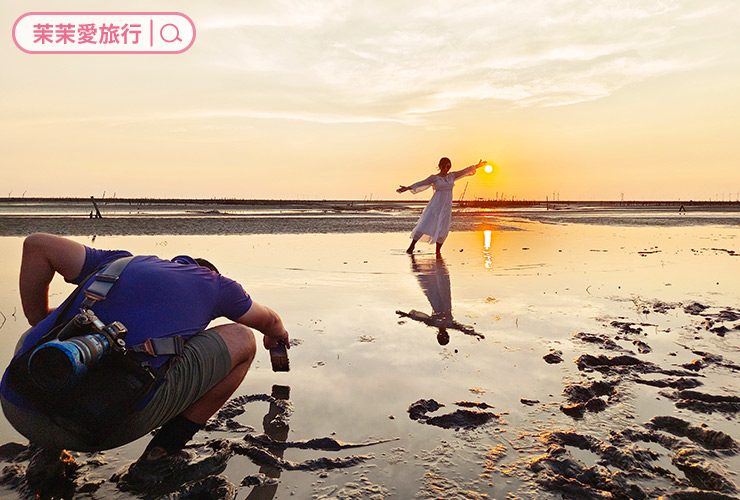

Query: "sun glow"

xmin=484 ymin=164 xmax=493 ymax=174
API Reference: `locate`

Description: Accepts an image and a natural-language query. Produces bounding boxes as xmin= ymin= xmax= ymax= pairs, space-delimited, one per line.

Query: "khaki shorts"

xmin=1 ymin=329 xmax=231 ymax=452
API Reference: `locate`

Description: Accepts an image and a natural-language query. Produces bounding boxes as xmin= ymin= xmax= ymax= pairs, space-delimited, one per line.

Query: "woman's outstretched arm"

xmin=397 ymin=175 xmax=435 ymax=194
xmin=451 ymin=159 xmax=487 ymax=180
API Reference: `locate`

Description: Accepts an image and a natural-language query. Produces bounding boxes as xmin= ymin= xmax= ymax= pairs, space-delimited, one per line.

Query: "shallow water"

xmin=1 ymin=219 xmax=739 ymax=498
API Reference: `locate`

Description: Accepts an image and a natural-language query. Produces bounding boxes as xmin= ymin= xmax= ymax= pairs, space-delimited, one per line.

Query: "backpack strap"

xmin=81 ymin=256 xmax=135 ymax=309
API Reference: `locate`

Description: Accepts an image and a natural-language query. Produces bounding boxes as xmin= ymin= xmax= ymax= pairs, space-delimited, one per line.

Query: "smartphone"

xmin=270 ymin=341 xmax=290 ymax=372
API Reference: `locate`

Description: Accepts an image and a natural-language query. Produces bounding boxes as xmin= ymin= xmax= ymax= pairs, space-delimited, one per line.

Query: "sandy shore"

xmin=0 ymin=219 xmax=739 ymax=499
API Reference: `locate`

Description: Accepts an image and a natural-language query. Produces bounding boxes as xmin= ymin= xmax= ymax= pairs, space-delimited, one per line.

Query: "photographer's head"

xmin=194 ymin=258 xmax=218 ymax=273
xmin=172 ymin=255 xmax=219 ymax=273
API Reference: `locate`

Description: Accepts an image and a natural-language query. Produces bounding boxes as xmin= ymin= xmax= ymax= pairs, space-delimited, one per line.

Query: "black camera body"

xmin=28 ymin=309 xmax=128 ymax=391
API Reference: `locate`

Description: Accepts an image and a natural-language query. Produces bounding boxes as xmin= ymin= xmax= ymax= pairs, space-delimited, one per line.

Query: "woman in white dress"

xmin=397 ymin=157 xmax=487 ymax=256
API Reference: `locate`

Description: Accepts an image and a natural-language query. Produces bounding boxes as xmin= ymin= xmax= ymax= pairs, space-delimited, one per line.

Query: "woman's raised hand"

xmin=397 ymin=185 xmax=410 ymax=193
xmin=474 ymin=159 xmax=488 ymax=169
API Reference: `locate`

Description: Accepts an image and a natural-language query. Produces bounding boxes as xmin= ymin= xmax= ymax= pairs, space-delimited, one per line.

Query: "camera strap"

xmin=81 ymin=256 xmax=135 ymax=308
xmin=81 ymin=256 xmax=184 ymax=357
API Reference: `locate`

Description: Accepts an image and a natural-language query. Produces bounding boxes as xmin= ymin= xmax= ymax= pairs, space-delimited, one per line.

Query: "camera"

xmin=28 ymin=310 xmax=127 ymax=391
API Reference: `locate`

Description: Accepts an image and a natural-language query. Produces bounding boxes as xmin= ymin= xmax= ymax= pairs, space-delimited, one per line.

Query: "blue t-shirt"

xmin=1 ymin=246 xmax=252 ymax=403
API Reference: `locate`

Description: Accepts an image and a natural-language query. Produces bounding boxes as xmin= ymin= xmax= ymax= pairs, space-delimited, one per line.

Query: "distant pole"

xmin=546 ymin=195 xmax=549 ymax=210
xmin=459 ymin=182 xmax=468 ymax=202
xmin=90 ymin=196 xmax=103 ymax=218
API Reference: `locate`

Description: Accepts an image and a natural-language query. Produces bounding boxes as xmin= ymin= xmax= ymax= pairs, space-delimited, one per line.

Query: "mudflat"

xmin=0 ymin=204 xmax=738 ymax=499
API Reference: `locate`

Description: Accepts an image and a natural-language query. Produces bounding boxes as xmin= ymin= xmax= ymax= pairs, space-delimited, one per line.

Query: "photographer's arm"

xmin=19 ymin=233 xmax=86 ymax=326
xmin=235 ymin=302 xmax=290 ymax=350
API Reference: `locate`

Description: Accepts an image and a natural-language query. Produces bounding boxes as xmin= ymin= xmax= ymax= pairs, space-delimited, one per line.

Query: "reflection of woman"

xmin=397 ymin=157 xmax=487 ymax=257
xmin=396 ymin=255 xmax=483 ymax=345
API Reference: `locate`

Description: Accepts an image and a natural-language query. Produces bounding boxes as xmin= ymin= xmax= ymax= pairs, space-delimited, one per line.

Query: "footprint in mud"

xmin=407 ymin=399 xmax=502 ymax=429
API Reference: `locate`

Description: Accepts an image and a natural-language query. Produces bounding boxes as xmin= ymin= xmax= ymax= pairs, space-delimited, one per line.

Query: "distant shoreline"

xmin=2 ymin=197 xmax=740 ymax=209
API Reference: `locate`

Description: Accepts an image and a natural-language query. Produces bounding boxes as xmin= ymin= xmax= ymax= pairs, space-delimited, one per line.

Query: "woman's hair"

xmin=438 ymin=157 xmax=452 ymax=171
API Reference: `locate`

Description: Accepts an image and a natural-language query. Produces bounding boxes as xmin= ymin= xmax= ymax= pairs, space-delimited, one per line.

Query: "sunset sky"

xmin=2 ymin=1 xmax=739 ymax=201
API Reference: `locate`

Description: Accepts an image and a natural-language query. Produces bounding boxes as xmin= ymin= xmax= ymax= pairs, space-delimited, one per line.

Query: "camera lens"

xmin=28 ymin=334 xmax=110 ymax=390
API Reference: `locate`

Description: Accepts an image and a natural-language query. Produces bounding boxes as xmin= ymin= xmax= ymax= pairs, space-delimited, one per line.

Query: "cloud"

xmin=189 ymin=0 xmax=739 ymax=125
xmin=6 ymin=1 xmax=734 ymax=129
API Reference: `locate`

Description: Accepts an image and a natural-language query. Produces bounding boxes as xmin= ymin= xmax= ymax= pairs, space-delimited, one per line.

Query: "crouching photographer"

xmin=1 ymin=233 xmax=289 ymax=462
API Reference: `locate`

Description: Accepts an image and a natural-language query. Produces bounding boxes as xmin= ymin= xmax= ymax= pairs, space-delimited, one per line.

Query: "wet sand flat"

xmin=0 ymin=216 xmax=739 ymax=499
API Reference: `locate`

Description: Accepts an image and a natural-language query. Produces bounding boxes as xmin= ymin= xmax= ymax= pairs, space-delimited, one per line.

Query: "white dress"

xmin=408 ymin=165 xmax=476 ymax=244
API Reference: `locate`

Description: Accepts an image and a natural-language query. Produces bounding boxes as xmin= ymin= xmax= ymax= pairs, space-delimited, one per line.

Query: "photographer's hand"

xmin=236 ymin=302 xmax=290 ymax=350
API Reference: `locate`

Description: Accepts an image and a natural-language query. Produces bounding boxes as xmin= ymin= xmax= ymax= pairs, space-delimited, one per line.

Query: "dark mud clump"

xmin=632 ymin=339 xmax=652 ymax=353
xmin=633 ymin=375 xmax=704 ymax=391
xmin=717 ymin=309 xmax=740 ymax=322
xmin=685 ymin=302 xmax=710 ymax=316
xmin=543 ymin=349 xmax=564 ymax=363
xmin=575 ymin=353 xmax=700 ymax=378
xmin=407 ymin=399 xmax=500 ymax=429
xmin=672 ymin=448 xmax=737 ymax=493
xmin=573 ymin=332 xmax=622 ymax=351
xmin=454 ymin=400 xmax=495 ymax=410
xmin=661 ymin=390 xmax=740 ymax=414
xmin=426 ymin=410 xmax=497 ymax=429
xmin=610 ymin=320 xmax=648 ymax=336
xmin=576 ymin=353 xmax=642 ymax=371
xmin=408 ymin=399 xmax=445 ymax=421
xmin=647 ymin=416 xmax=738 ymax=451
xmin=651 ymin=300 xmax=680 ymax=314
xmin=560 ymin=379 xmax=618 ymax=418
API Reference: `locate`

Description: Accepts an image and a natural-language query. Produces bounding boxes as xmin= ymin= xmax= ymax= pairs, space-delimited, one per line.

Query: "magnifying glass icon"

xmin=160 ymin=23 xmax=182 ymax=43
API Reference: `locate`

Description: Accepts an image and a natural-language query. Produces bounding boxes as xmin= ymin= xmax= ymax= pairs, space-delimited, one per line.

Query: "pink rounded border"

xmin=12 ymin=12 xmax=196 ymax=54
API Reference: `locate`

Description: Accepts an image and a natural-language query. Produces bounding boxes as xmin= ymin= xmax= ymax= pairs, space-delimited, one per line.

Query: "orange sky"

xmin=2 ymin=1 xmax=739 ymax=201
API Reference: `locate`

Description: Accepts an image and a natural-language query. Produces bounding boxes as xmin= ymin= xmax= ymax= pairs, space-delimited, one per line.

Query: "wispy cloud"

xmin=194 ymin=0 xmax=738 ymax=123
xmin=5 ymin=1 xmax=735 ymax=130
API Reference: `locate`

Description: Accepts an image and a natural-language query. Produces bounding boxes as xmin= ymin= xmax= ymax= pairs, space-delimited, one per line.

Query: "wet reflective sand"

xmin=0 ymin=218 xmax=739 ymax=498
